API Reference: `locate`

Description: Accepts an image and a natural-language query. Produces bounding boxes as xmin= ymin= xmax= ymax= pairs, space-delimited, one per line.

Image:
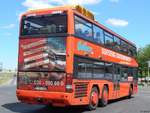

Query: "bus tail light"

xmin=66 ymin=74 xmax=73 ymax=93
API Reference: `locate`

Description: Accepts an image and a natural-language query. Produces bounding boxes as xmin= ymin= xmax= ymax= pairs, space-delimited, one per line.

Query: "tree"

xmin=137 ymin=44 xmax=150 ymax=77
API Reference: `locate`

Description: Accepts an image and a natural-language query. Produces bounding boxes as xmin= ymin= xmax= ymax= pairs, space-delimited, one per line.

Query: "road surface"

xmin=0 ymin=86 xmax=150 ymax=113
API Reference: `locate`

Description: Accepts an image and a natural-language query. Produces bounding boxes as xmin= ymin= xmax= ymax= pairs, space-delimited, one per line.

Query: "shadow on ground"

xmin=2 ymin=102 xmax=88 ymax=113
xmin=2 ymin=97 xmax=134 ymax=113
xmin=108 ymin=96 xmax=134 ymax=105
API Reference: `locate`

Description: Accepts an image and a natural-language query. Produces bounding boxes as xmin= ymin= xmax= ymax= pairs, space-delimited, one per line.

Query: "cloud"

xmin=22 ymin=0 xmax=102 ymax=10
xmin=22 ymin=0 xmax=53 ymax=10
xmin=110 ymin=0 xmax=119 ymax=3
xmin=91 ymin=11 xmax=101 ymax=16
xmin=4 ymin=33 xmax=12 ymax=36
xmin=0 ymin=24 xmax=15 ymax=29
xmin=66 ymin=0 xmax=102 ymax=5
xmin=106 ymin=18 xmax=128 ymax=27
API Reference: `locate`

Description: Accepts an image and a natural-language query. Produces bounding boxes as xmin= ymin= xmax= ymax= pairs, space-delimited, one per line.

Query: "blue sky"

xmin=0 ymin=0 xmax=150 ymax=69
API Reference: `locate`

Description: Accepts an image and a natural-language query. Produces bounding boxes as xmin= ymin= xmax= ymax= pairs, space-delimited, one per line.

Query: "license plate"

xmin=34 ymin=86 xmax=48 ymax=91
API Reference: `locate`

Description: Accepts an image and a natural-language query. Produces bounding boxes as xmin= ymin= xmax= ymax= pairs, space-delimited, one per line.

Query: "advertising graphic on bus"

xmin=16 ymin=5 xmax=138 ymax=110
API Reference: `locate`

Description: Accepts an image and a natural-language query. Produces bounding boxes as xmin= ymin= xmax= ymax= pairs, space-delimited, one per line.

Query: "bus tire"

xmin=88 ymin=87 xmax=99 ymax=110
xmin=100 ymin=86 xmax=108 ymax=107
xmin=128 ymin=86 xmax=133 ymax=99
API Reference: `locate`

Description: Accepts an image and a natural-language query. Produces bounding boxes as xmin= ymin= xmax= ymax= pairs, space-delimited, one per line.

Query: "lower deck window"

xmin=105 ymin=63 xmax=113 ymax=80
xmin=93 ymin=62 xmax=105 ymax=78
xmin=74 ymin=57 xmax=137 ymax=81
xmin=78 ymin=63 xmax=93 ymax=78
xmin=121 ymin=67 xmax=128 ymax=81
xmin=74 ymin=57 xmax=105 ymax=79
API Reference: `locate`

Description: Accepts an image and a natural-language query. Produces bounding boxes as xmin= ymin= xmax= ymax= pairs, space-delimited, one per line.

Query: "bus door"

xmin=113 ymin=65 xmax=121 ymax=99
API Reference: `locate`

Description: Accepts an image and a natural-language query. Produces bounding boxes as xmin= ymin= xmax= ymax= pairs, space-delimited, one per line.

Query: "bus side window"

xmin=77 ymin=62 xmax=87 ymax=78
xmin=120 ymin=67 xmax=128 ymax=81
xmin=104 ymin=32 xmax=114 ymax=49
xmin=132 ymin=46 xmax=137 ymax=57
xmin=93 ymin=62 xmax=105 ymax=79
xmin=120 ymin=40 xmax=128 ymax=54
xmin=74 ymin=15 xmax=93 ymax=41
xmin=75 ymin=21 xmax=83 ymax=36
xmin=128 ymin=68 xmax=133 ymax=77
xmin=84 ymin=30 xmax=92 ymax=39
xmin=105 ymin=63 xmax=113 ymax=80
xmin=114 ymin=36 xmax=121 ymax=52
xmin=93 ymin=25 xmax=104 ymax=44
xmin=114 ymin=65 xmax=121 ymax=81
xmin=133 ymin=68 xmax=138 ymax=80
xmin=76 ymin=61 xmax=93 ymax=79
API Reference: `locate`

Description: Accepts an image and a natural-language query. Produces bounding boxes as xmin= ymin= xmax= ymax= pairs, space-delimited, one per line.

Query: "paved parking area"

xmin=0 ymin=86 xmax=150 ymax=113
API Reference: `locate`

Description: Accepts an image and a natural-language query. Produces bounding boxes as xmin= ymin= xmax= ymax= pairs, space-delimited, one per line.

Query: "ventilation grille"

xmin=74 ymin=83 xmax=88 ymax=98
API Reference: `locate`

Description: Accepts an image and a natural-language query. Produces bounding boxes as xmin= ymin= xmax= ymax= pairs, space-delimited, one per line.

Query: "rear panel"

xmin=18 ymin=37 xmax=66 ymax=92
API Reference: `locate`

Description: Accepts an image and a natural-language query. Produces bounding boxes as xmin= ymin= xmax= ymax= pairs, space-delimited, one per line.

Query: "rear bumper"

xmin=16 ymin=89 xmax=72 ymax=107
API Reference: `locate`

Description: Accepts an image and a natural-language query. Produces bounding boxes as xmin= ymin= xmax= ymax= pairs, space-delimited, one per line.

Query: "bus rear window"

xmin=21 ymin=13 xmax=67 ymax=36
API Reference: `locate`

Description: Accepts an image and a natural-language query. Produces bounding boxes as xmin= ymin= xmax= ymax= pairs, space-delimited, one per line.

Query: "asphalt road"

xmin=0 ymin=86 xmax=150 ymax=113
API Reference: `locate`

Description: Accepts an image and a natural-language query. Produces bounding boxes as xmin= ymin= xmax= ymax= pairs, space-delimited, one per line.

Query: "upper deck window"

xmin=114 ymin=36 xmax=121 ymax=51
xmin=104 ymin=32 xmax=114 ymax=49
xmin=93 ymin=25 xmax=104 ymax=44
xmin=21 ymin=13 xmax=67 ymax=36
xmin=75 ymin=16 xmax=93 ymax=41
xmin=74 ymin=15 xmax=136 ymax=58
xmin=120 ymin=40 xmax=128 ymax=54
xmin=128 ymin=45 xmax=137 ymax=57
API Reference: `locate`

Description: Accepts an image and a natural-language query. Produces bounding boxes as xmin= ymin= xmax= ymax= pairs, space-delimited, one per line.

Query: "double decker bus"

xmin=16 ymin=5 xmax=138 ymax=110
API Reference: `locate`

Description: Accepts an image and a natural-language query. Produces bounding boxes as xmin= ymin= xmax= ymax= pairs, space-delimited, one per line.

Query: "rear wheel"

xmin=100 ymin=86 xmax=108 ymax=107
xmin=88 ymin=87 xmax=99 ymax=110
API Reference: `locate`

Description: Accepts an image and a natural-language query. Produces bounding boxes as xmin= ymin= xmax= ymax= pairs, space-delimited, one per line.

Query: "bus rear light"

xmin=66 ymin=85 xmax=73 ymax=93
xmin=66 ymin=85 xmax=72 ymax=89
xmin=66 ymin=74 xmax=73 ymax=93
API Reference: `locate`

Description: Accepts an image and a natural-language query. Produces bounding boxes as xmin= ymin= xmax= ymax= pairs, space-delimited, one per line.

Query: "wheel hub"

xmin=91 ymin=92 xmax=98 ymax=105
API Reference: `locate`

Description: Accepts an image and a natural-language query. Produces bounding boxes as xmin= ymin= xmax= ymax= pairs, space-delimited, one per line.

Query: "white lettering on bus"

xmin=102 ymin=48 xmax=131 ymax=62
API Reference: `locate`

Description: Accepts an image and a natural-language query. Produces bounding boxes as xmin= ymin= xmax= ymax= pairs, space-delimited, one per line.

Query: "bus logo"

xmin=77 ymin=41 xmax=93 ymax=53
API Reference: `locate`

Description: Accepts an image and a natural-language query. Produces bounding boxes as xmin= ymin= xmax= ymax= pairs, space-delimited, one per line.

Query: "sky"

xmin=0 ymin=0 xmax=150 ymax=70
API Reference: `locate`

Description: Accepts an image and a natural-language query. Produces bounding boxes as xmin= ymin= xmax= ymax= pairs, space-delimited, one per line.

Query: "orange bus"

xmin=16 ymin=5 xmax=138 ymax=110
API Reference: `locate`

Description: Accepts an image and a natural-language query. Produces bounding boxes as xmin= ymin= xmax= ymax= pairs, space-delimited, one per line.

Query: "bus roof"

xmin=22 ymin=5 xmax=136 ymax=47
xmin=22 ymin=5 xmax=71 ymax=16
